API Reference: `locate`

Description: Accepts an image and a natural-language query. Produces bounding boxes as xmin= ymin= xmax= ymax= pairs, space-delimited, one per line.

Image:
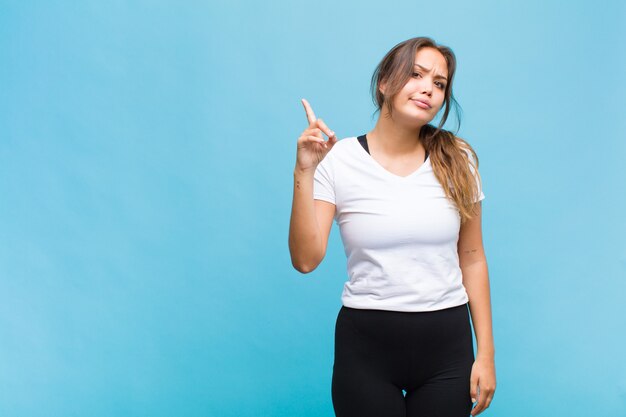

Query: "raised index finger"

xmin=301 ymin=98 xmax=317 ymax=126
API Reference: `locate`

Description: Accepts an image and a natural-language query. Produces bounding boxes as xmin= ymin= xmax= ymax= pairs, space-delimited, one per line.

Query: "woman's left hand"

xmin=469 ymin=356 xmax=496 ymax=416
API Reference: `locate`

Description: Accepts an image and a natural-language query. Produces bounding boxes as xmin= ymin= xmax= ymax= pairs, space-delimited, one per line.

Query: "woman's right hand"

xmin=295 ymin=98 xmax=338 ymax=172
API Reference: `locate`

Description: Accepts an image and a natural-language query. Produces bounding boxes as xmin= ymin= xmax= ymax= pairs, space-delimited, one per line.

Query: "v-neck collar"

xmin=354 ymin=135 xmax=430 ymax=181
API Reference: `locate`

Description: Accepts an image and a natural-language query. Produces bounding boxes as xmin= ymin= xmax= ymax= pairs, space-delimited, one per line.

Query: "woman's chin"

xmin=399 ymin=111 xmax=434 ymax=127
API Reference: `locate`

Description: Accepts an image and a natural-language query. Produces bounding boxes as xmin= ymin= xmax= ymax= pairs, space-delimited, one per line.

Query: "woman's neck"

xmin=367 ymin=113 xmax=426 ymax=156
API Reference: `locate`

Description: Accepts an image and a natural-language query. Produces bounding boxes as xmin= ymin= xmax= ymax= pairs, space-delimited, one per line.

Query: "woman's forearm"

xmin=462 ymin=260 xmax=495 ymax=359
xmin=288 ymin=167 xmax=323 ymax=273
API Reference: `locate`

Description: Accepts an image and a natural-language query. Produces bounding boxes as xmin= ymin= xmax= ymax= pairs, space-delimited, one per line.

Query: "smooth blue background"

xmin=1 ymin=1 xmax=625 ymax=416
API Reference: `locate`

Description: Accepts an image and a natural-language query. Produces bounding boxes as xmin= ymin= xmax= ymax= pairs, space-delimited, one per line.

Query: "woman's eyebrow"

xmin=414 ymin=63 xmax=448 ymax=81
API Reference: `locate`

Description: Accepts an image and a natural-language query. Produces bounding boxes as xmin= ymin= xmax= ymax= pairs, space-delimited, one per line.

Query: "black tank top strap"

xmin=358 ymin=134 xmax=428 ymax=162
xmin=357 ymin=134 xmax=370 ymax=154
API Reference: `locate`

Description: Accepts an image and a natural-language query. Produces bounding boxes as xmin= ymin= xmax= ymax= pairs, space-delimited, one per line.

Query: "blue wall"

xmin=1 ymin=1 xmax=625 ymax=416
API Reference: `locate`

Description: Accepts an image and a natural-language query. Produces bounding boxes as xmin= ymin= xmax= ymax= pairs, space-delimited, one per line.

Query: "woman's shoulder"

xmin=335 ymin=135 xmax=359 ymax=147
xmin=453 ymin=135 xmax=480 ymax=165
xmin=326 ymin=136 xmax=358 ymax=156
xmin=452 ymin=134 xmax=472 ymax=149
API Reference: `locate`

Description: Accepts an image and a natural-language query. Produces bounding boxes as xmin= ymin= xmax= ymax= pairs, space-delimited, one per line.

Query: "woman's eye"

xmin=436 ymin=82 xmax=446 ymax=89
xmin=412 ymin=72 xmax=421 ymax=78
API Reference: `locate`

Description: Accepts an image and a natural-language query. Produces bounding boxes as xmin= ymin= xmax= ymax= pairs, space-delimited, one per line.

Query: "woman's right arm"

xmin=288 ymin=99 xmax=337 ymax=273
xmin=289 ymin=169 xmax=336 ymax=273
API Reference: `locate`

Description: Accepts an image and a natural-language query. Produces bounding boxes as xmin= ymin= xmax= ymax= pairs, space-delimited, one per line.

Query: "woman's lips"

xmin=411 ymin=99 xmax=431 ymax=109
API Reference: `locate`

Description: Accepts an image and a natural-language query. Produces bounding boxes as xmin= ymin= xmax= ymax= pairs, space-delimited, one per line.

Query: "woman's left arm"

xmin=458 ymin=201 xmax=496 ymax=416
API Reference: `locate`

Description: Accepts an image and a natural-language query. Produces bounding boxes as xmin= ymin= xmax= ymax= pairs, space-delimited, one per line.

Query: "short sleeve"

xmin=474 ymin=173 xmax=486 ymax=203
xmin=465 ymin=148 xmax=485 ymax=203
xmin=313 ymin=155 xmax=335 ymax=204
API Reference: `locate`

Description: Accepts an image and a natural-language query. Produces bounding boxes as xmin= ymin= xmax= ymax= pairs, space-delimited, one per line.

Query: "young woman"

xmin=288 ymin=36 xmax=496 ymax=417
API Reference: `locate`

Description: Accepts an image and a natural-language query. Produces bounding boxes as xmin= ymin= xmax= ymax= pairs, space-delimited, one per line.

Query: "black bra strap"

xmin=357 ymin=134 xmax=429 ymax=161
xmin=357 ymin=134 xmax=370 ymax=154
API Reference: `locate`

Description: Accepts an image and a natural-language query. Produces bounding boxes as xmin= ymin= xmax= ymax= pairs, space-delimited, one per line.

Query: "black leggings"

xmin=331 ymin=303 xmax=475 ymax=417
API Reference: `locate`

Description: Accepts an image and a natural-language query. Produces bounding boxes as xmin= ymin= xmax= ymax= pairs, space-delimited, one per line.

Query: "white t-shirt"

xmin=313 ymin=136 xmax=485 ymax=312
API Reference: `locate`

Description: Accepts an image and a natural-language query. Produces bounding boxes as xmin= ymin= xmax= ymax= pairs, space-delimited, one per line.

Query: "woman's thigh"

xmin=331 ymin=373 xmax=406 ymax=417
xmin=404 ymin=304 xmax=475 ymax=417
xmin=331 ymin=306 xmax=407 ymax=417
xmin=405 ymin=378 xmax=473 ymax=417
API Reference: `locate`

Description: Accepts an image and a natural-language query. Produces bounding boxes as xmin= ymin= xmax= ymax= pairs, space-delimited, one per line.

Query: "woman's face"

xmin=383 ymin=47 xmax=449 ymax=126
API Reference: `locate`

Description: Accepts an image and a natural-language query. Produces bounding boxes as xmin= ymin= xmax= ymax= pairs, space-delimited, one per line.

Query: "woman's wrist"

xmin=294 ymin=165 xmax=316 ymax=176
xmin=476 ymin=349 xmax=495 ymax=361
